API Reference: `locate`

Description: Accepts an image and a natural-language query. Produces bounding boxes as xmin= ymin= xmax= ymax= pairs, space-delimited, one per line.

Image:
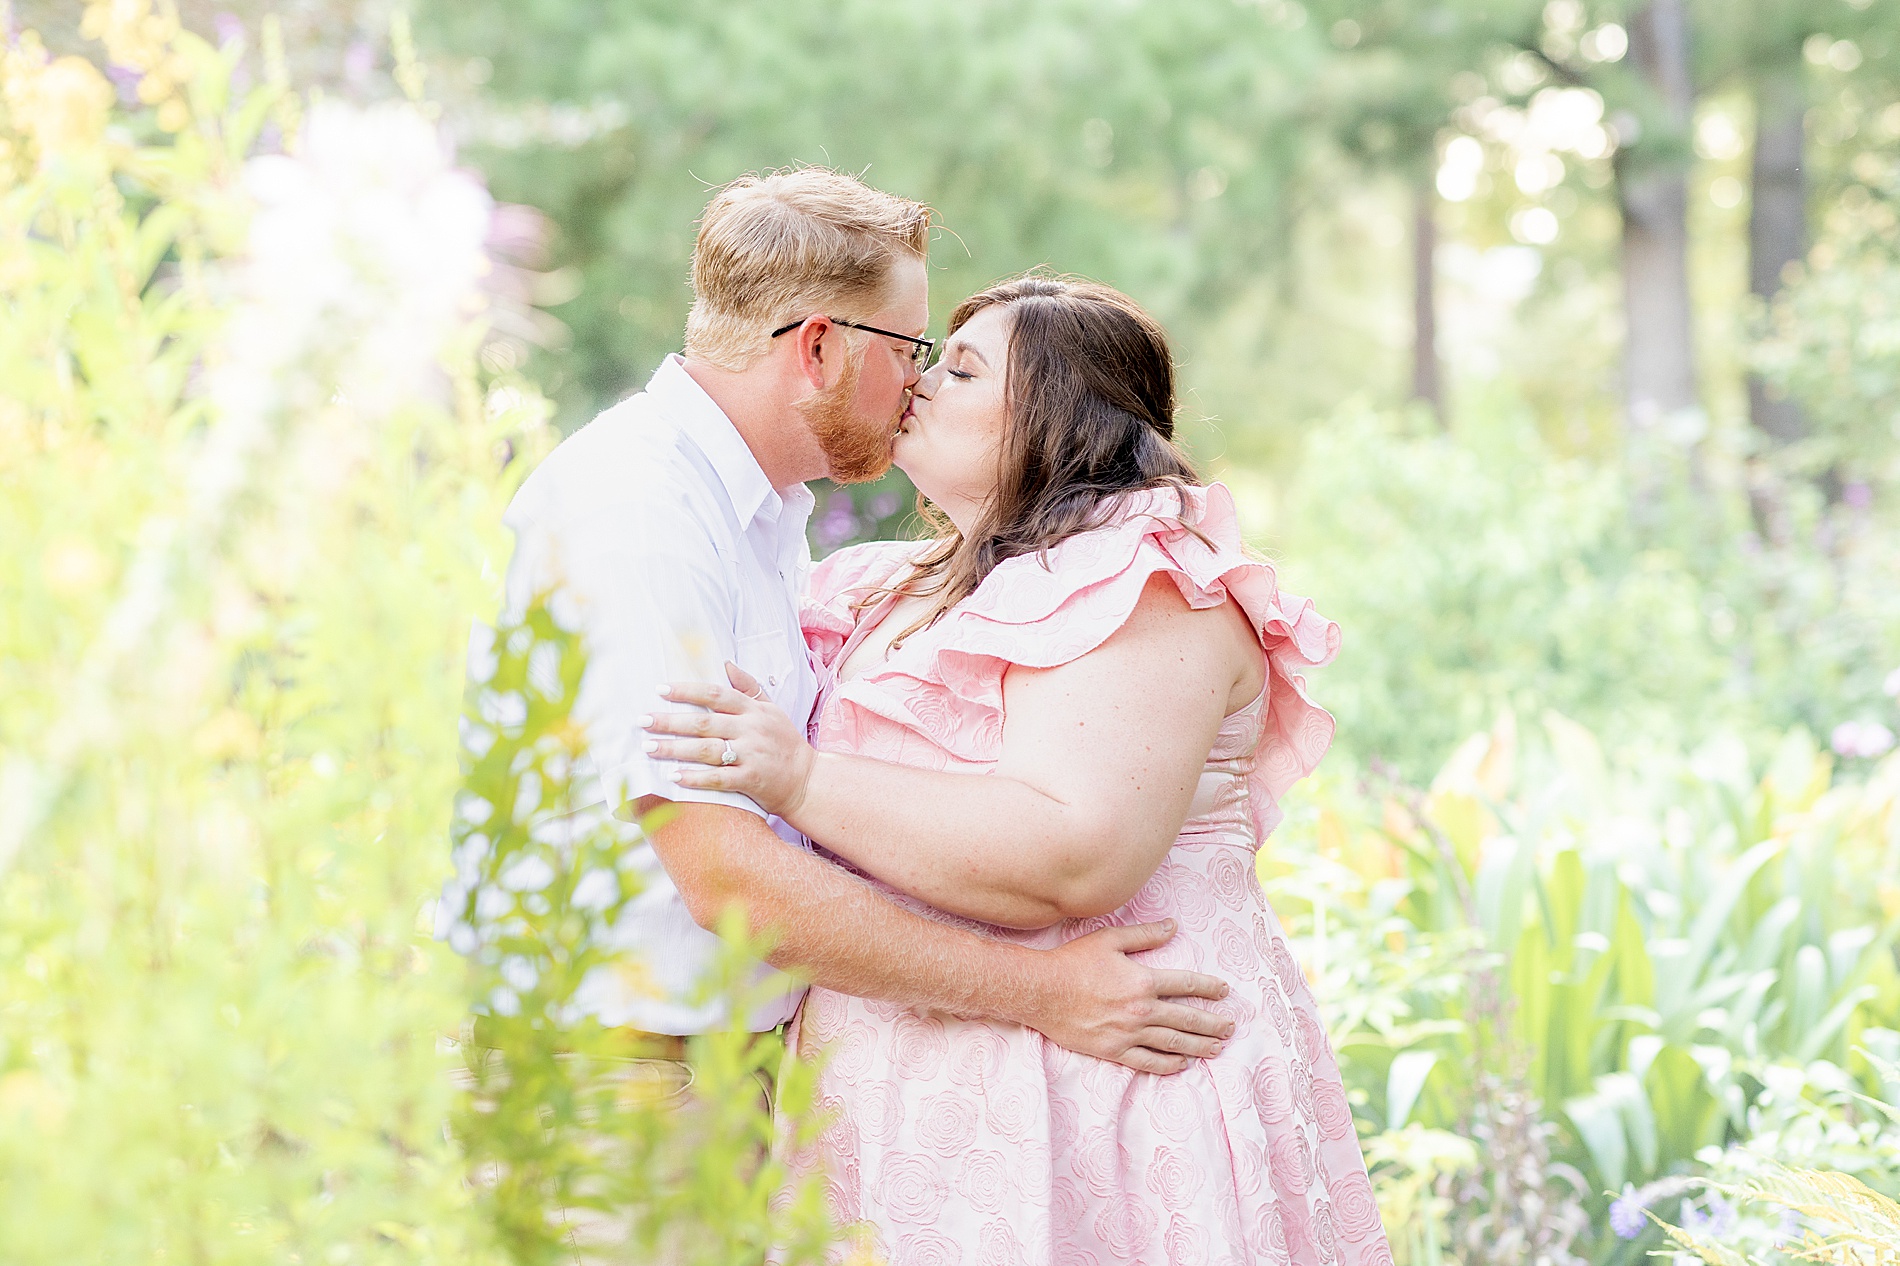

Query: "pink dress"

xmin=788 ymin=483 xmax=1391 ymax=1266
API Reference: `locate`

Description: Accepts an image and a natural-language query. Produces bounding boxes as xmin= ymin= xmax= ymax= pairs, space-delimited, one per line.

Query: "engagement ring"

xmin=719 ymin=740 xmax=739 ymax=766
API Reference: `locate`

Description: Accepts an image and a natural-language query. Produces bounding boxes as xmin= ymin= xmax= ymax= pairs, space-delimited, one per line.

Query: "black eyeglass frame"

xmin=770 ymin=315 xmax=936 ymax=368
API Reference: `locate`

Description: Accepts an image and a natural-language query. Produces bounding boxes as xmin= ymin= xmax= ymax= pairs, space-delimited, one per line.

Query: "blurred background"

xmin=31 ymin=0 xmax=1899 ymax=773
xmin=6 ymin=1 xmax=1900 ymax=1262
xmin=28 ymin=0 xmax=1899 ymax=771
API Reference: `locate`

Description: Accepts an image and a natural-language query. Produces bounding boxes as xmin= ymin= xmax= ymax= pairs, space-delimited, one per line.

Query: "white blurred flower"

xmin=455 ymin=793 xmax=494 ymax=825
xmin=570 ymin=867 xmax=618 ymax=912
xmin=221 ymin=101 xmax=493 ymax=421
xmin=500 ymin=955 xmax=539 ymax=992
xmin=459 ymin=716 xmax=496 ymax=760
xmin=479 ymin=689 xmax=528 ymax=730
xmin=1832 ymin=720 xmax=1896 ymax=759
xmin=511 ymin=769 xmax=543 ymax=824
xmin=452 ymin=833 xmax=492 ymax=888
xmin=500 ymin=852 xmax=555 ymax=892
xmin=1883 ymin=666 xmax=1900 ymax=698
xmin=475 ymin=884 xmax=513 ymax=920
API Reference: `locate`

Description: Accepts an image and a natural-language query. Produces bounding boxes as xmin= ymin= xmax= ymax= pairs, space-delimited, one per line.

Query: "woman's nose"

xmin=912 ymin=361 xmax=944 ymax=400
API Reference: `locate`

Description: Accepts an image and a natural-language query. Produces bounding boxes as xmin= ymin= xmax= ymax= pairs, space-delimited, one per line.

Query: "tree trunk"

xmin=1747 ymin=61 xmax=1807 ymax=444
xmin=1411 ymin=176 xmax=1443 ymax=421
xmin=1618 ymin=0 xmax=1699 ymax=426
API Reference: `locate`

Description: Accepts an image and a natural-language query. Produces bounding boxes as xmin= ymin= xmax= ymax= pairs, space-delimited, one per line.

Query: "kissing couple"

xmin=485 ymin=167 xmax=1390 ymax=1266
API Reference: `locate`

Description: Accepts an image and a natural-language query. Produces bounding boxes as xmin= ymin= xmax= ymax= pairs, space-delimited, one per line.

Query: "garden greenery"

xmin=1266 ymin=715 xmax=1900 ymax=1262
xmin=0 ymin=7 xmax=823 ymax=1262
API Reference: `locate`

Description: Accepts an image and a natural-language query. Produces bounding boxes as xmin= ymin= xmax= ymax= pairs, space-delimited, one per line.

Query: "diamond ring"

xmin=719 ymin=740 xmax=739 ymax=766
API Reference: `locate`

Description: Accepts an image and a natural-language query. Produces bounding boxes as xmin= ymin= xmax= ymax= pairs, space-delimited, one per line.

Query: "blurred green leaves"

xmin=450 ymin=606 xmax=831 ymax=1266
xmin=417 ymin=0 xmax=1332 ymax=434
xmin=0 ymin=9 xmax=829 ymax=1262
xmin=1268 ymin=711 xmax=1900 ymax=1257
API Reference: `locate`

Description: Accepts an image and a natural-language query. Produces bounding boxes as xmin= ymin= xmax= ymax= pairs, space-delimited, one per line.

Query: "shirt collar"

xmin=647 ymin=353 xmax=789 ymax=529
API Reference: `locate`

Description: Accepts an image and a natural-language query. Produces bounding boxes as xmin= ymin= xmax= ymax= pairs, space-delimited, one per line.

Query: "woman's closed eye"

xmin=947 ymin=367 xmax=974 ymax=381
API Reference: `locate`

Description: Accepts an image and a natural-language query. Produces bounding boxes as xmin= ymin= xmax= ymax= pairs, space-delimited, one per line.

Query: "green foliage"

xmin=415 ymin=0 xmax=1342 ymax=442
xmin=0 ymin=8 xmax=829 ymax=1262
xmin=1279 ymin=406 xmax=1728 ymax=774
xmin=0 ymin=20 xmax=508 ymax=1260
xmin=1279 ymin=401 xmax=1900 ymax=778
xmin=1267 ymin=714 xmax=1900 ymax=1259
xmin=1653 ymin=1162 xmax=1900 ymax=1266
xmin=1651 ymin=1048 xmax=1900 ymax=1264
xmin=449 ymin=605 xmax=832 ymax=1266
xmin=1756 ymin=152 xmax=1900 ymax=483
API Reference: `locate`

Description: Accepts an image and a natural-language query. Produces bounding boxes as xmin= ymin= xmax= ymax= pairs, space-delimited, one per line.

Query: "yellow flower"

xmin=0 ymin=1070 xmax=68 ymax=1134
xmin=79 ymin=0 xmax=188 ymax=114
xmin=41 ymin=539 xmax=110 ymax=596
xmin=155 ymin=95 xmax=189 ymax=132
xmin=7 ymin=56 xmax=113 ymax=163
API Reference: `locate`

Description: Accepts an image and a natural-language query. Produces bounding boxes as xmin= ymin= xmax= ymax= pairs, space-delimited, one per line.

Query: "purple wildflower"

xmin=812 ymin=495 xmax=861 ymax=550
xmin=1833 ymin=720 xmax=1896 ymax=759
xmin=1843 ymin=481 xmax=1873 ymax=510
xmin=343 ymin=40 xmax=375 ymax=87
xmin=106 ymin=63 xmax=142 ymax=105
xmin=1608 ymin=1187 xmax=1647 ymax=1240
xmin=1679 ymin=1193 xmax=1738 ymax=1237
xmin=212 ymin=11 xmax=244 ymax=47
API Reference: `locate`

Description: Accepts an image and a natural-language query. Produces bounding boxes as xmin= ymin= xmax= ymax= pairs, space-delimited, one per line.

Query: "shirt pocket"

xmin=733 ymin=629 xmax=798 ymax=703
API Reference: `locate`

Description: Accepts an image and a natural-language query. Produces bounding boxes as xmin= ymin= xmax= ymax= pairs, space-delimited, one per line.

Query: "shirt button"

xmin=768 ymin=675 xmax=779 ymax=687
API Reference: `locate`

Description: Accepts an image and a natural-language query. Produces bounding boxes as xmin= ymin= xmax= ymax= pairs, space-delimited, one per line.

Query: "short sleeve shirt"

xmin=468 ymin=354 xmax=816 ymax=1034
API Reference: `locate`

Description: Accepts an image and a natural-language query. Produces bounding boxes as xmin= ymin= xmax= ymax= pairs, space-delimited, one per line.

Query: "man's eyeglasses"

xmin=771 ymin=316 xmax=935 ymax=369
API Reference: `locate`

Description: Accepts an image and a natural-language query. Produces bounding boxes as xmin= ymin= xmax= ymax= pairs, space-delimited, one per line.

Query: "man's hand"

xmin=1021 ymin=919 xmax=1235 ymax=1075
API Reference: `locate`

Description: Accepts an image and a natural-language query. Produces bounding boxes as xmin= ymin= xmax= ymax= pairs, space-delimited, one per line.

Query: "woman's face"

xmin=893 ymin=302 xmax=1011 ymax=533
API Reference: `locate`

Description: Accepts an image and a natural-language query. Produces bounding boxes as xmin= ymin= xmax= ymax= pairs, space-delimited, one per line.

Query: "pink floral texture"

xmin=786 ymin=483 xmax=1389 ymax=1265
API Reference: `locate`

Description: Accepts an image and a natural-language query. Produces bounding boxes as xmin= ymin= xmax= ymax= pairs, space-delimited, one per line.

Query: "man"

xmin=487 ymin=167 xmax=1233 ymax=1073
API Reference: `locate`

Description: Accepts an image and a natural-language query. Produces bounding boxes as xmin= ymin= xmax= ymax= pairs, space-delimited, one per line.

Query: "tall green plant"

xmin=448 ymin=604 xmax=832 ymax=1265
xmin=0 ymin=7 xmax=833 ymax=1261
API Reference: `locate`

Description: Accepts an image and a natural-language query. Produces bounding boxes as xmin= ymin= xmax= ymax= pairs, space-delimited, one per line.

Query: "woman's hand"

xmin=639 ymin=663 xmax=817 ymax=817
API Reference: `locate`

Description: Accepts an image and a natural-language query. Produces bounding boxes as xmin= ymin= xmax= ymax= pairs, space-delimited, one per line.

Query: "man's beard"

xmin=797 ymin=349 xmax=894 ymax=484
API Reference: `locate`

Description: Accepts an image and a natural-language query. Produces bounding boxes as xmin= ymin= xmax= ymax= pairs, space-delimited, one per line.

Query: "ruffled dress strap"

xmin=800 ymin=539 xmax=927 ymax=669
xmin=815 ymin=482 xmax=1340 ymax=839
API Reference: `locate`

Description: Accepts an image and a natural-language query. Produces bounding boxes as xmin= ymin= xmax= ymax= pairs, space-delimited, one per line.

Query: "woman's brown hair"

xmin=890 ymin=273 xmax=1201 ymax=640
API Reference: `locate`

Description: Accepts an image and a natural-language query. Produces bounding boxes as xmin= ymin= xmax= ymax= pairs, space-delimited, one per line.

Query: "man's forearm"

xmin=644 ymin=801 xmax=1050 ymax=1023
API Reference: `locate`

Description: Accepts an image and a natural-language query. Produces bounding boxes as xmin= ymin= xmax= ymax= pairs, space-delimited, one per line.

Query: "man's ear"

xmin=793 ymin=317 xmax=833 ymax=392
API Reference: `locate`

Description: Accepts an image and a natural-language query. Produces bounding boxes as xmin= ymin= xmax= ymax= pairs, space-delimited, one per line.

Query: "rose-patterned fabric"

xmin=786 ymin=482 xmax=1391 ymax=1266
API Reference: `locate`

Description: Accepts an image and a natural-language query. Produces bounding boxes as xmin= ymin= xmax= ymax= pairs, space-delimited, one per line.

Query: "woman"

xmin=644 ymin=275 xmax=1388 ymax=1266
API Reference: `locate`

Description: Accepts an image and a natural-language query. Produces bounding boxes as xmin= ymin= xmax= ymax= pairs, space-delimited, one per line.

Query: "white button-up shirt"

xmin=476 ymin=354 xmax=816 ymax=1034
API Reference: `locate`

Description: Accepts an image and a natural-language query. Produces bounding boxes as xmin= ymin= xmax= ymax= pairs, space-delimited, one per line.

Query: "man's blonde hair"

xmin=684 ymin=167 xmax=933 ymax=370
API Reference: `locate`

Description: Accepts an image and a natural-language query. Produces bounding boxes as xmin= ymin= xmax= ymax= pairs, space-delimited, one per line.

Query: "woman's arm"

xmin=644 ymin=574 xmax=1264 ymax=929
